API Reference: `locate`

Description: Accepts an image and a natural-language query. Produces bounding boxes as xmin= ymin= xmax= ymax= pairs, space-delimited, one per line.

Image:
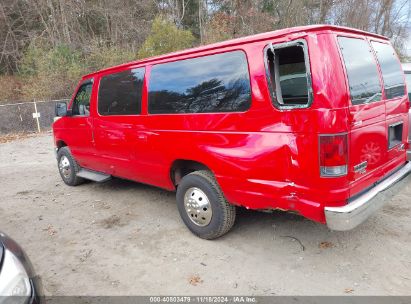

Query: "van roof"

xmin=83 ymin=24 xmax=388 ymax=79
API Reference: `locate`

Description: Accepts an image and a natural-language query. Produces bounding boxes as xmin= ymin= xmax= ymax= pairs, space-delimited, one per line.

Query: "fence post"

xmin=33 ymin=100 xmax=41 ymax=133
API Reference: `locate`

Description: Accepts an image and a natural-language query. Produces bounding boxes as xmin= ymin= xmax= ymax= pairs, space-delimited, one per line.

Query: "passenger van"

xmin=53 ymin=25 xmax=411 ymax=239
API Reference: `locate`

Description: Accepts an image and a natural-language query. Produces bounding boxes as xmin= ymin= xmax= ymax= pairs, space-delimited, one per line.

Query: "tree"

xmin=0 ymin=0 xmax=410 ymax=102
xmin=138 ymin=16 xmax=195 ymax=58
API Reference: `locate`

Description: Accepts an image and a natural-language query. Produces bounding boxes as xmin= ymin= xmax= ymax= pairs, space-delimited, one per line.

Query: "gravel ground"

xmin=0 ymin=133 xmax=410 ymax=296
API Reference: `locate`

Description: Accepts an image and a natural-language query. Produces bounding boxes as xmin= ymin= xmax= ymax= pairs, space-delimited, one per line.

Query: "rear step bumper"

xmin=325 ymin=161 xmax=411 ymax=231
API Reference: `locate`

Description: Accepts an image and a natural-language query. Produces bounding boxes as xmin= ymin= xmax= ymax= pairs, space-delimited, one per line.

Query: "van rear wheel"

xmin=57 ymin=147 xmax=84 ymax=186
xmin=176 ymin=170 xmax=236 ymax=239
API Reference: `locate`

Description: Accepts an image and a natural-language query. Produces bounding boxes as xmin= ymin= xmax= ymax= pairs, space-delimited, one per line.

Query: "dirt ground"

xmin=0 ymin=133 xmax=411 ymax=296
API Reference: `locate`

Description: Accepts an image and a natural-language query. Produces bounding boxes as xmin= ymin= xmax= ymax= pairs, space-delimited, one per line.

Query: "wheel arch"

xmin=56 ymin=140 xmax=67 ymax=151
xmin=170 ymin=159 xmax=214 ymax=187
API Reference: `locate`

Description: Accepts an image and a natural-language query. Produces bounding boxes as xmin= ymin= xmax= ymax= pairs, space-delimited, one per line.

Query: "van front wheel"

xmin=176 ymin=170 xmax=236 ymax=239
xmin=57 ymin=147 xmax=84 ymax=186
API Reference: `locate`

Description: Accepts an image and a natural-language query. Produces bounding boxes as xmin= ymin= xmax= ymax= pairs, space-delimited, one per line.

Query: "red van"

xmin=53 ymin=25 xmax=411 ymax=239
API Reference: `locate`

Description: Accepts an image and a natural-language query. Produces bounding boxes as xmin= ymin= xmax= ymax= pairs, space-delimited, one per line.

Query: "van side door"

xmin=92 ymin=68 xmax=146 ymax=178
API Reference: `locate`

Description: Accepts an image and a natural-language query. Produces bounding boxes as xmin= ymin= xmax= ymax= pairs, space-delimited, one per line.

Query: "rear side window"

xmin=338 ymin=37 xmax=382 ymax=105
xmin=98 ymin=68 xmax=145 ymax=115
xmin=265 ymin=40 xmax=312 ymax=108
xmin=148 ymin=51 xmax=251 ymax=114
xmin=371 ymin=42 xmax=405 ymax=99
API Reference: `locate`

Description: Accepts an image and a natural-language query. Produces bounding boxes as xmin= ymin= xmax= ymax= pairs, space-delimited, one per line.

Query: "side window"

xmin=338 ymin=37 xmax=382 ymax=105
xmin=72 ymin=82 xmax=92 ymax=116
xmin=371 ymin=41 xmax=405 ymax=99
xmin=148 ymin=51 xmax=251 ymax=114
xmin=265 ymin=40 xmax=312 ymax=108
xmin=98 ymin=68 xmax=145 ymax=115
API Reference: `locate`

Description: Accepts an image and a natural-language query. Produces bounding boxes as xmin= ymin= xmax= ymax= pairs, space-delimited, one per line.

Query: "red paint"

xmin=53 ymin=25 xmax=409 ymax=225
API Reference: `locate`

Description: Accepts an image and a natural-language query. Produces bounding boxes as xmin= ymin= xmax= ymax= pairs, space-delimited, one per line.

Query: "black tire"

xmin=176 ymin=170 xmax=236 ymax=239
xmin=57 ymin=146 xmax=84 ymax=186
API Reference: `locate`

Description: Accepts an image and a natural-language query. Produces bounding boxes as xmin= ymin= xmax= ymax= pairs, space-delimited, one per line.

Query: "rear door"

xmin=371 ymin=41 xmax=408 ymax=166
xmin=337 ymin=36 xmax=387 ymax=185
xmin=337 ymin=36 xmax=408 ymax=193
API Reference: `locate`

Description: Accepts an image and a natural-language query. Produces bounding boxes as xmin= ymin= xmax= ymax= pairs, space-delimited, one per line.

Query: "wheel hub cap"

xmin=59 ymin=155 xmax=71 ymax=179
xmin=184 ymin=187 xmax=212 ymax=227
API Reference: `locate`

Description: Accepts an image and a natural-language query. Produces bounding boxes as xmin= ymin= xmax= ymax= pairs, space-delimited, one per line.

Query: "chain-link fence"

xmin=0 ymin=99 xmax=69 ymax=135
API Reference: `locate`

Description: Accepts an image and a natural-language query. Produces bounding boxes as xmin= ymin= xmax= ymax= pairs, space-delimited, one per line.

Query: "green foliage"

xmin=19 ymin=41 xmax=139 ymax=100
xmin=19 ymin=44 xmax=84 ymax=100
xmin=9 ymin=14 xmax=206 ymax=101
xmin=20 ymin=44 xmax=82 ymax=76
xmin=85 ymin=41 xmax=138 ymax=72
xmin=138 ymin=16 xmax=195 ymax=59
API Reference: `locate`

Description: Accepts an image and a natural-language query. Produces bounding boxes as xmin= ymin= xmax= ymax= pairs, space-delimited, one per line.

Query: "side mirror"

xmin=55 ymin=102 xmax=67 ymax=117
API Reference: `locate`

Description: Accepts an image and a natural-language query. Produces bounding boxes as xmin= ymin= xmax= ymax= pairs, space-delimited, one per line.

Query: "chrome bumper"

xmin=325 ymin=162 xmax=411 ymax=231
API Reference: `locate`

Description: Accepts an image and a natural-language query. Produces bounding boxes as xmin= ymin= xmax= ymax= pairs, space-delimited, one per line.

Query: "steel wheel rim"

xmin=59 ymin=155 xmax=71 ymax=179
xmin=184 ymin=187 xmax=212 ymax=227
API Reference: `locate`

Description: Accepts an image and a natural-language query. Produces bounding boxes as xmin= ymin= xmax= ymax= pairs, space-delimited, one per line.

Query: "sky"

xmin=397 ymin=2 xmax=411 ymax=59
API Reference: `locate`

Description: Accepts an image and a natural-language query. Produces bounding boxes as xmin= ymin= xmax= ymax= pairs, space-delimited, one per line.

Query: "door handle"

xmin=137 ymin=133 xmax=148 ymax=142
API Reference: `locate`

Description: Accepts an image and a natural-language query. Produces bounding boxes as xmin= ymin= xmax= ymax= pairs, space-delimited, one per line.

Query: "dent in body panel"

xmin=140 ymin=33 xmax=353 ymax=220
xmin=307 ymin=32 xmax=349 ymax=111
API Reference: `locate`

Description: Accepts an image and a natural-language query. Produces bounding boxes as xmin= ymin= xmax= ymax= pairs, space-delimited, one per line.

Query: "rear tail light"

xmin=319 ymin=134 xmax=348 ymax=177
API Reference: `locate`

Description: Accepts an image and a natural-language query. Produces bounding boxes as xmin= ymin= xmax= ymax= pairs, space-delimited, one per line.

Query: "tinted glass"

xmin=98 ymin=68 xmax=145 ymax=115
xmin=72 ymin=82 xmax=92 ymax=116
xmin=371 ymin=42 xmax=405 ymax=99
xmin=277 ymin=45 xmax=308 ymax=105
xmin=338 ymin=37 xmax=382 ymax=105
xmin=148 ymin=51 xmax=251 ymax=114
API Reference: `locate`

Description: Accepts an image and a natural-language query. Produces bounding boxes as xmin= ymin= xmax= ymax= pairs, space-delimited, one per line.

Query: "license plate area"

xmin=388 ymin=122 xmax=403 ymax=149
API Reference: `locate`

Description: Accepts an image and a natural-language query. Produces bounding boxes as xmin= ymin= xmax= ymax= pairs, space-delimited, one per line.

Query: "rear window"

xmin=98 ymin=68 xmax=145 ymax=116
xmin=265 ymin=40 xmax=312 ymax=108
xmin=371 ymin=42 xmax=405 ymax=99
xmin=148 ymin=51 xmax=251 ymax=114
xmin=338 ymin=37 xmax=382 ymax=105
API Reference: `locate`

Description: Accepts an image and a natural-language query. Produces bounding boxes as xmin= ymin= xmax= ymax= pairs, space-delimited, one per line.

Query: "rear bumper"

xmin=325 ymin=161 xmax=411 ymax=231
